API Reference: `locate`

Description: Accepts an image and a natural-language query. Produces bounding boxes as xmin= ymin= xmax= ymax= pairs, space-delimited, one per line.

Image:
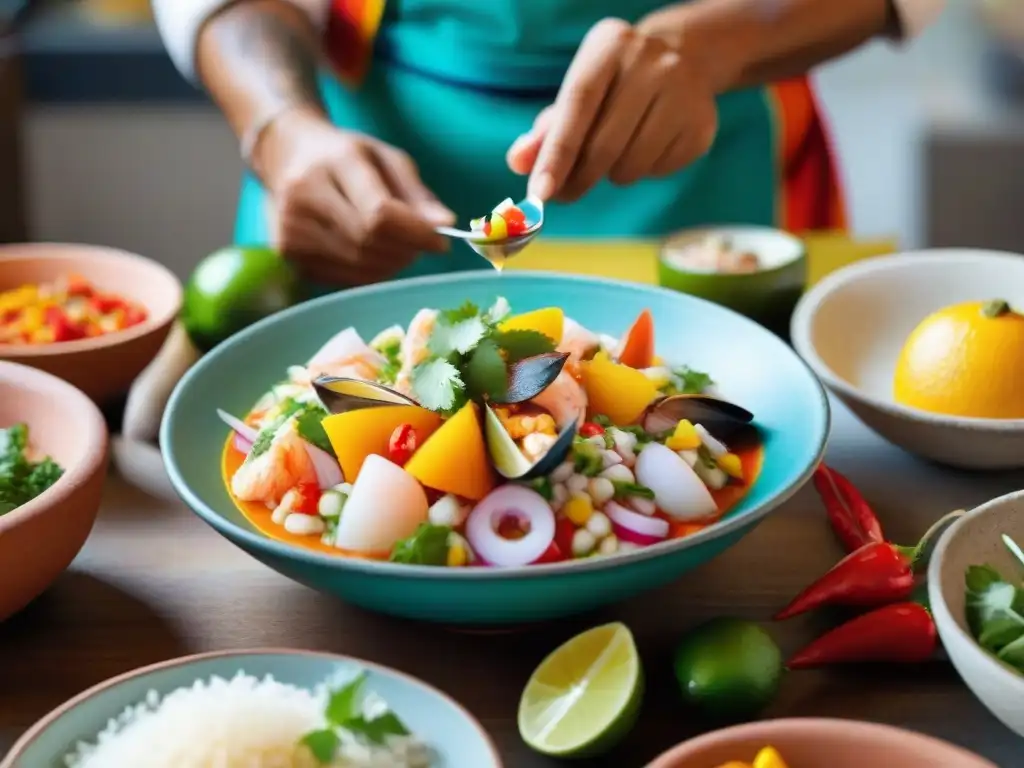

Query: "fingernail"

xmin=529 ymin=172 xmax=554 ymax=201
xmin=422 ymin=202 xmax=456 ymax=225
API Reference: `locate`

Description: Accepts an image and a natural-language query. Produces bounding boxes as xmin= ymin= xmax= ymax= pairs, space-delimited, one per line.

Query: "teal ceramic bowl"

xmin=1 ymin=649 xmax=501 ymax=767
xmin=658 ymin=226 xmax=807 ymax=328
xmin=162 ymin=271 xmax=829 ymax=626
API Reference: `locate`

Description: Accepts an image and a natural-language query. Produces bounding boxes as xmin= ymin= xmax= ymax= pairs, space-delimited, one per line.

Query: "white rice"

xmin=63 ymin=671 xmax=430 ymax=768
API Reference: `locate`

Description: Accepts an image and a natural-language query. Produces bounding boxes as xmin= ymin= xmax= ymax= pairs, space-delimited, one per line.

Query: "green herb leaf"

xmin=375 ymin=337 xmax=402 ymax=386
xmin=996 ymin=632 xmax=1024 ymax=671
xmin=428 ymin=315 xmax=488 ymax=357
xmin=612 ymin=480 xmax=655 ymax=500
xmin=0 ymin=424 xmax=63 ymax=516
xmin=492 ymin=329 xmax=556 ymax=363
xmin=528 ymin=476 xmax=554 ymax=501
xmin=464 ymin=338 xmax=508 ymax=400
xmin=411 ymin=358 xmax=465 ymax=413
xmin=325 ymin=673 xmax=367 ymax=726
xmin=571 ymin=439 xmax=603 ymax=477
xmin=978 ymin=618 xmax=1024 ymax=652
xmin=301 ymin=728 xmax=341 ymax=764
xmin=671 ymin=366 xmax=713 ymax=395
xmin=390 ymin=523 xmax=452 ymax=565
xmin=965 ymin=568 xmax=1024 ymax=642
xmin=344 ymin=712 xmax=411 ymax=745
xmin=439 ymin=301 xmax=481 ymax=325
xmin=966 ymin=564 xmax=1006 ymax=594
xmin=485 ymin=297 xmax=511 ymax=323
xmin=294 ymin=402 xmax=335 ymax=456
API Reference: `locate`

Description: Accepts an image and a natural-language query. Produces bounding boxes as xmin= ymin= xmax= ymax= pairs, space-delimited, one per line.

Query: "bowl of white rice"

xmin=0 ymin=649 xmax=501 ymax=768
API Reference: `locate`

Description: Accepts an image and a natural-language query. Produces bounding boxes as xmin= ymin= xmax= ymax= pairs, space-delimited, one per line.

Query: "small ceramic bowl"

xmin=791 ymin=249 xmax=1024 ymax=469
xmin=0 ymin=649 xmax=502 ymax=767
xmin=0 ymin=361 xmax=108 ymax=622
xmin=0 ymin=243 xmax=182 ymax=404
xmin=658 ymin=225 xmax=806 ymax=327
xmin=928 ymin=490 xmax=1024 ymax=739
xmin=646 ymin=718 xmax=996 ymax=767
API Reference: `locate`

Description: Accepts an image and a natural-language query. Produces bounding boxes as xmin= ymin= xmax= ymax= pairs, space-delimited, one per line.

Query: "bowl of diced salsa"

xmin=0 ymin=243 xmax=182 ymax=403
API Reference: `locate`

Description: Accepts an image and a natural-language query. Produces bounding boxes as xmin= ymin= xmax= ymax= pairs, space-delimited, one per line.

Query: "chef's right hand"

xmin=255 ymin=107 xmax=455 ymax=285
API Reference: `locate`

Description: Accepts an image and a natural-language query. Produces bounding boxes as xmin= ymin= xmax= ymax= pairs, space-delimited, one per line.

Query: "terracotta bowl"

xmin=646 ymin=718 xmax=996 ymax=768
xmin=0 ymin=361 xmax=109 ymax=621
xmin=0 ymin=243 xmax=182 ymax=404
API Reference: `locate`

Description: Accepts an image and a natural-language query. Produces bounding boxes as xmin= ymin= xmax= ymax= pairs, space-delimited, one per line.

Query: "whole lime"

xmin=182 ymin=246 xmax=300 ymax=351
xmin=673 ymin=617 xmax=783 ymax=720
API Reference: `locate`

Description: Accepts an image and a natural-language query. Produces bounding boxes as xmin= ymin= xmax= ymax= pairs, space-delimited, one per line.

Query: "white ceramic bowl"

xmin=791 ymin=250 xmax=1024 ymax=469
xmin=928 ymin=490 xmax=1024 ymax=738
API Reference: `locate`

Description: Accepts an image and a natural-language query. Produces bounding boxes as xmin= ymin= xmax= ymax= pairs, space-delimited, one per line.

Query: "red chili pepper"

xmin=45 ymin=307 xmax=86 ymax=342
xmin=387 ymin=424 xmax=419 ymax=466
xmin=579 ymin=422 xmax=604 ymax=438
xmin=292 ymin=482 xmax=321 ymax=515
xmin=775 ymin=540 xmax=916 ymax=620
xmin=787 ymin=601 xmax=936 ymax=669
xmin=813 ymin=464 xmax=884 ymax=553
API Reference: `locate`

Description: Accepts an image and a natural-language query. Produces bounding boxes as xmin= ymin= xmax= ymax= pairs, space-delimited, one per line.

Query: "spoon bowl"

xmin=437 ymin=196 xmax=544 ymax=266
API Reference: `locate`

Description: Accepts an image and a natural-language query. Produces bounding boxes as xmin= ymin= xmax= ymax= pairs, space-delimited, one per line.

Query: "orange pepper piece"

xmin=617 ymin=309 xmax=655 ymax=369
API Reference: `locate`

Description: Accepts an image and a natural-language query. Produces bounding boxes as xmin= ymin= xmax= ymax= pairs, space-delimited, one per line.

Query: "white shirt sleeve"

xmin=891 ymin=0 xmax=945 ymax=39
xmin=153 ymin=0 xmax=331 ymax=82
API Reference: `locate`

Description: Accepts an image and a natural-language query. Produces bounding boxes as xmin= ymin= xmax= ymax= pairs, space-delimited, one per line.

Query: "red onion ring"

xmin=605 ymin=501 xmax=669 ymax=547
xmin=465 ymin=486 xmax=555 ymax=567
xmin=304 ymin=443 xmax=344 ymax=489
xmin=233 ymin=433 xmax=254 ymax=453
xmin=217 ymin=408 xmax=258 ymax=442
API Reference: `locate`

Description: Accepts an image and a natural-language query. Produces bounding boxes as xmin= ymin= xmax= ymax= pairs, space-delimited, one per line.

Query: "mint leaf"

xmin=344 ymin=712 xmax=410 ymax=745
xmin=411 ymin=358 xmax=465 ymax=413
xmin=301 ymin=729 xmax=340 ymax=764
xmin=325 ymin=673 xmax=367 ymax=725
xmin=493 ymin=329 xmax=556 ymax=362
xmin=464 ymin=338 xmax=507 ymax=400
xmin=390 ymin=523 xmax=451 ymax=565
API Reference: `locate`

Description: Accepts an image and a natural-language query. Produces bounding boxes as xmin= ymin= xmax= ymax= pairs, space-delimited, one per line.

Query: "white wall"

xmin=21 ymin=4 xmax=983 ymax=281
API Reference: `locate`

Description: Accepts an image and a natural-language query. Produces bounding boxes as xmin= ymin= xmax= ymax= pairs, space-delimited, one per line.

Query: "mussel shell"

xmin=496 ymin=352 xmax=569 ymax=405
xmin=642 ymin=394 xmax=754 ymax=438
xmin=484 ymin=404 xmax=576 ymax=480
xmin=313 ymin=376 xmax=416 ymax=415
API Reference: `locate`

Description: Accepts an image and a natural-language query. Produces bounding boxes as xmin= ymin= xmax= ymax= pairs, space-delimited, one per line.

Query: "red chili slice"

xmin=387 ymin=424 xmax=420 ymax=466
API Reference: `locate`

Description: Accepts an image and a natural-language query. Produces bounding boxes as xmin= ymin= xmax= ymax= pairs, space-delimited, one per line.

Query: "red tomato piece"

xmin=293 ymin=482 xmax=322 ymax=515
xmin=534 ymin=541 xmax=566 ymax=564
xmin=555 ymin=517 xmax=576 ymax=556
xmin=579 ymin=422 xmax=604 ymax=438
xmin=387 ymin=424 xmax=420 ymax=466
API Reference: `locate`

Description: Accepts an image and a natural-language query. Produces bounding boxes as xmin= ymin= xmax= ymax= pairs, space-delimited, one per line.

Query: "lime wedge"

xmin=518 ymin=622 xmax=643 ymax=757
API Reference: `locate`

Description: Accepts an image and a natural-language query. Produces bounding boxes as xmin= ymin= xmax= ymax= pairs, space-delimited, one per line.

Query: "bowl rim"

xmin=0 ymin=360 xmax=109 ymax=535
xmin=659 ymin=224 xmax=806 ymax=278
xmin=645 ymin=717 xmax=998 ymax=767
xmin=0 ymin=647 xmax=504 ymax=767
xmin=0 ymin=243 xmax=183 ymax=357
xmin=791 ymin=248 xmax=1024 ymax=432
xmin=927 ymin=489 xmax=1024 ymax=694
xmin=162 ymin=269 xmax=831 ymax=581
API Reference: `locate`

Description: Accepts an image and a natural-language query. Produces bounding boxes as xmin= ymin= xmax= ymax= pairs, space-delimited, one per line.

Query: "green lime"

xmin=518 ymin=622 xmax=643 ymax=758
xmin=673 ymin=617 xmax=782 ymax=720
xmin=182 ymin=246 xmax=301 ymax=351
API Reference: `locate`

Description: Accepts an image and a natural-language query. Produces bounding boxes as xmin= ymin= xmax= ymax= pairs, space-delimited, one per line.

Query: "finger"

xmin=646 ymin=99 xmax=718 ymax=180
xmin=557 ymin=49 xmax=663 ymax=202
xmin=289 ymin=245 xmax=399 ymax=286
xmin=330 ymin=153 xmax=450 ymax=256
xmin=528 ymin=18 xmax=630 ymax=201
xmin=507 ymin=105 xmax=556 ymax=175
xmin=607 ymin=93 xmax=681 ymax=186
xmin=375 ymin=147 xmax=456 ymax=225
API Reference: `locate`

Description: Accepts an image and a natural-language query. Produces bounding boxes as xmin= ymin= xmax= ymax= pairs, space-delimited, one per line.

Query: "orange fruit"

xmin=893 ymin=299 xmax=1024 ymax=418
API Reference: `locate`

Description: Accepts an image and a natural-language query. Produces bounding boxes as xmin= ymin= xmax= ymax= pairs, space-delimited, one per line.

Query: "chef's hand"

xmin=507 ymin=18 xmax=718 ymax=203
xmin=256 ymin=107 xmax=454 ymax=285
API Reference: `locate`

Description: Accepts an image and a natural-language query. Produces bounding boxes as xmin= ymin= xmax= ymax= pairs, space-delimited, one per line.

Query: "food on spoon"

xmin=715 ymin=746 xmax=790 ymax=768
xmin=219 ymin=299 xmax=763 ymax=566
xmin=470 ymin=198 xmax=529 ymax=241
xmin=62 ymin=669 xmax=432 ymax=767
xmin=0 ymin=274 xmax=148 ymax=345
xmin=662 ymin=233 xmax=762 ymax=274
xmin=0 ymin=423 xmax=63 ymax=515
xmin=672 ymin=618 xmax=783 ymax=719
xmin=962 ymin=535 xmax=1024 ymax=677
xmin=893 ymin=299 xmax=1024 ymax=419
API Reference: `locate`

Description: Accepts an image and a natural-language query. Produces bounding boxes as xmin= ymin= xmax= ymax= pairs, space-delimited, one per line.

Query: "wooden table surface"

xmin=2 ymin=398 xmax=1023 ymax=767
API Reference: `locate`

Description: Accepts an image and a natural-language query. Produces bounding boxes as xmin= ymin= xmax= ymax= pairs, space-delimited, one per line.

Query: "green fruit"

xmin=673 ymin=617 xmax=782 ymax=720
xmin=182 ymin=246 xmax=300 ymax=352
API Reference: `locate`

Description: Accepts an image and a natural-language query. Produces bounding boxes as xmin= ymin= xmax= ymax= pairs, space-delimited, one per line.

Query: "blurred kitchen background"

xmin=1 ymin=0 xmax=1023 ymax=280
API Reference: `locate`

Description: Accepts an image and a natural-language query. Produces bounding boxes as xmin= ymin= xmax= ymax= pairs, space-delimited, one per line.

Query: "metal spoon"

xmin=436 ymin=196 xmax=544 ymax=266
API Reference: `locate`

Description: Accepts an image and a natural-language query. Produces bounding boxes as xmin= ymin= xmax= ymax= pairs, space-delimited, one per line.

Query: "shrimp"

xmin=531 ymin=370 xmax=588 ymax=429
xmin=307 ymin=327 xmax=384 ymax=381
xmin=231 ymin=419 xmax=317 ymax=504
xmin=394 ymin=308 xmax=438 ymax=396
xmin=559 ymin=317 xmax=601 ymax=365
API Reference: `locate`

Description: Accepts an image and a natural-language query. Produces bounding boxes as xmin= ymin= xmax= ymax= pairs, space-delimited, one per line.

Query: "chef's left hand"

xmin=507 ymin=17 xmax=718 ymax=203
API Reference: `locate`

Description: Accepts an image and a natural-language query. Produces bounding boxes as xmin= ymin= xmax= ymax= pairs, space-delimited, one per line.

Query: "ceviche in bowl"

xmin=217 ymin=297 xmax=763 ymax=569
xmin=163 ymin=272 xmax=828 ymax=625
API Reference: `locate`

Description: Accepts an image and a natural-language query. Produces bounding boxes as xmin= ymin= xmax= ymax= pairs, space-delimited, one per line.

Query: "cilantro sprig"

xmin=0 ymin=424 xmax=63 ymax=516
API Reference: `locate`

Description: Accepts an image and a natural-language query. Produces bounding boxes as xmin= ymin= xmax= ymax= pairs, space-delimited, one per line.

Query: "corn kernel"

xmin=718 ymin=452 xmax=744 ymax=480
xmin=563 ymin=493 xmax=594 ymax=526
xmin=447 ymin=541 xmax=468 ymax=567
xmin=752 ymin=746 xmax=789 ymax=768
xmin=665 ymin=419 xmax=701 ymax=451
xmin=534 ymin=413 xmax=557 ymax=435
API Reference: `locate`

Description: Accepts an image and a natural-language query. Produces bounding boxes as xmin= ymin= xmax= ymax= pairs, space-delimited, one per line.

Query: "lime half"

xmin=518 ymin=622 xmax=643 ymax=758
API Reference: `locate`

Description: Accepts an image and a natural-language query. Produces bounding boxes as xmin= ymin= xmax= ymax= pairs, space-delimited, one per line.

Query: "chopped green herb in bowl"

xmin=0 ymin=423 xmax=63 ymax=516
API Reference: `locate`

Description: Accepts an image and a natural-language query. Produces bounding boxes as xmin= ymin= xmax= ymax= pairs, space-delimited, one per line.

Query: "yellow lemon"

xmin=893 ymin=299 xmax=1024 ymax=418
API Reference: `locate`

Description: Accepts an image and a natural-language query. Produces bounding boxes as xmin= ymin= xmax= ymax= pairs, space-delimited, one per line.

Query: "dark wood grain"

xmin=1 ymin=401 xmax=1022 ymax=767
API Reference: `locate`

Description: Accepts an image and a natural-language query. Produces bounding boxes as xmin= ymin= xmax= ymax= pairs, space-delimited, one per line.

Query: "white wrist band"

xmin=239 ymin=103 xmax=300 ymax=170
